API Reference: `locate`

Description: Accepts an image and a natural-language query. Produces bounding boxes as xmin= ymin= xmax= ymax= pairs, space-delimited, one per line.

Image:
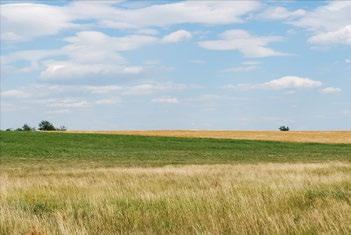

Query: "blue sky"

xmin=1 ymin=0 xmax=350 ymax=130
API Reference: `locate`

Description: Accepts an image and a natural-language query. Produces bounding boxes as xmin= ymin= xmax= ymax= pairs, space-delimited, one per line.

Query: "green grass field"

xmin=1 ymin=131 xmax=350 ymax=234
xmin=1 ymin=131 xmax=350 ymax=167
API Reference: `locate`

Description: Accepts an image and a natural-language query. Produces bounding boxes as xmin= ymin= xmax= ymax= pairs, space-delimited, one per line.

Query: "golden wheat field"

xmin=1 ymin=163 xmax=350 ymax=234
xmin=67 ymin=130 xmax=351 ymax=144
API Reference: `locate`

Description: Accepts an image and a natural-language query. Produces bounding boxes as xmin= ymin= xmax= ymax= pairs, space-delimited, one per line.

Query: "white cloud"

xmin=3 ymin=31 xmax=157 ymax=80
xmin=46 ymin=109 xmax=70 ymax=115
xmin=123 ymin=83 xmax=187 ymax=96
xmin=189 ymin=59 xmax=205 ymax=64
xmin=345 ymin=59 xmax=351 ymax=64
xmin=1 ymin=3 xmax=73 ymax=42
xmin=184 ymin=94 xmax=222 ymax=105
xmin=151 ymin=97 xmax=179 ymax=104
xmin=40 ymin=63 xmax=143 ymax=80
xmin=308 ymin=25 xmax=351 ymax=45
xmin=1 ymin=49 xmax=62 ymax=74
xmin=97 ymin=1 xmax=260 ymax=28
xmin=136 ymin=28 xmax=159 ymax=35
xmin=222 ymin=61 xmax=260 ymax=72
xmin=95 ymin=98 xmax=120 ymax=105
xmin=261 ymin=76 xmax=322 ymax=90
xmin=66 ymin=31 xmax=158 ymax=52
xmin=222 ymin=66 xmax=257 ymax=73
xmin=319 ymin=87 xmax=342 ymax=94
xmin=1 ymin=1 xmax=260 ymax=42
xmin=198 ymin=30 xmax=285 ymax=57
xmin=260 ymin=7 xmax=306 ymax=20
xmin=84 ymin=85 xmax=121 ymax=94
xmin=0 ymin=84 xmax=67 ymax=99
xmin=292 ymin=1 xmax=351 ymax=46
xmin=1 ymin=89 xmax=31 ymax=98
xmin=162 ymin=30 xmax=192 ymax=43
xmin=224 ymin=76 xmax=322 ymax=91
xmin=293 ymin=2 xmax=351 ymax=33
xmin=3 ymin=29 xmax=201 ymax=79
xmin=0 ymin=82 xmax=189 ymax=100
xmin=47 ymin=98 xmax=91 ymax=109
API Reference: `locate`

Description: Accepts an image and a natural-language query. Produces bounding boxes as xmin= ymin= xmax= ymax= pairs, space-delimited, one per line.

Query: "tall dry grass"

xmin=1 ymin=162 xmax=350 ymax=234
xmin=66 ymin=130 xmax=351 ymax=144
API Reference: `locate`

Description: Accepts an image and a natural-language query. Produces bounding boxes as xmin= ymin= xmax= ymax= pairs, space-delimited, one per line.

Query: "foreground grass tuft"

xmin=1 ymin=163 xmax=350 ymax=234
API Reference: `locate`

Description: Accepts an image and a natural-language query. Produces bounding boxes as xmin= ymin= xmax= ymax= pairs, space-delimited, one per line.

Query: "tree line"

xmin=5 ymin=120 xmax=66 ymax=131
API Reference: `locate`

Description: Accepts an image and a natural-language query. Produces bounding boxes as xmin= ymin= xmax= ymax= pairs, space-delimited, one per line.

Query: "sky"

xmin=1 ymin=0 xmax=350 ymax=130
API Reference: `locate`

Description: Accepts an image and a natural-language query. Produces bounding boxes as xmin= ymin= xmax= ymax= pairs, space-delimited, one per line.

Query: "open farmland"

xmin=1 ymin=131 xmax=351 ymax=234
xmin=66 ymin=130 xmax=351 ymax=144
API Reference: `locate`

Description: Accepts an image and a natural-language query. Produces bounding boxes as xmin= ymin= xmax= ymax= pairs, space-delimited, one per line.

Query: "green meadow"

xmin=1 ymin=131 xmax=350 ymax=234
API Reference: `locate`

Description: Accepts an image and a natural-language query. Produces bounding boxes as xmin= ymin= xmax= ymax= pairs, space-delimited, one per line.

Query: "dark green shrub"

xmin=38 ymin=120 xmax=56 ymax=131
xmin=279 ymin=126 xmax=290 ymax=131
xmin=22 ymin=124 xmax=33 ymax=131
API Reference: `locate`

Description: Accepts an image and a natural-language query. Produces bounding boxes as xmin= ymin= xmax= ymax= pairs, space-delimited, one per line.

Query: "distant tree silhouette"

xmin=279 ymin=126 xmax=290 ymax=131
xmin=22 ymin=124 xmax=33 ymax=131
xmin=38 ymin=120 xmax=56 ymax=131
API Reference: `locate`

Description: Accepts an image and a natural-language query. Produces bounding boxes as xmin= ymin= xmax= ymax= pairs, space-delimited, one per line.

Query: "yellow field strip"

xmin=65 ymin=130 xmax=351 ymax=144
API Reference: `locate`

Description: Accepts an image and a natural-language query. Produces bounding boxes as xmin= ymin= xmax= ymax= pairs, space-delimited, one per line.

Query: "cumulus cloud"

xmin=86 ymin=1 xmax=261 ymax=29
xmin=47 ymin=98 xmax=91 ymax=109
xmin=151 ymin=97 xmax=179 ymax=104
xmin=1 ymin=1 xmax=260 ymax=42
xmin=162 ymin=30 xmax=192 ymax=43
xmin=308 ymin=25 xmax=351 ymax=45
xmin=123 ymin=83 xmax=187 ymax=96
xmin=1 ymin=89 xmax=31 ymax=98
xmin=222 ymin=61 xmax=260 ymax=73
xmin=136 ymin=28 xmax=159 ymax=35
xmin=3 ymin=31 xmax=158 ymax=80
xmin=84 ymin=85 xmax=121 ymax=94
xmin=292 ymin=1 xmax=351 ymax=46
xmin=3 ymin=29 xmax=195 ymax=80
xmin=64 ymin=31 xmax=158 ymax=52
xmin=224 ymin=76 xmax=322 ymax=91
xmin=259 ymin=7 xmax=306 ymax=20
xmin=94 ymin=98 xmax=120 ymax=105
xmin=0 ymin=82 xmax=188 ymax=100
xmin=40 ymin=63 xmax=143 ymax=80
xmin=1 ymin=3 xmax=73 ymax=42
xmin=189 ymin=59 xmax=205 ymax=64
xmin=198 ymin=30 xmax=285 ymax=57
xmin=261 ymin=76 xmax=322 ymax=90
xmin=319 ymin=87 xmax=342 ymax=94
xmin=0 ymin=84 xmax=67 ymax=99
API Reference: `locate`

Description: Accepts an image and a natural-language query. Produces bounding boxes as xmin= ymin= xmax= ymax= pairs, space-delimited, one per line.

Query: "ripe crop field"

xmin=1 ymin=131 xmax=351 ymax=234
xmin=67 ymin=130 xmax=351 ymax=144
